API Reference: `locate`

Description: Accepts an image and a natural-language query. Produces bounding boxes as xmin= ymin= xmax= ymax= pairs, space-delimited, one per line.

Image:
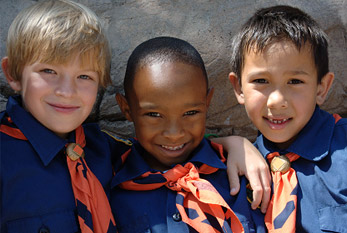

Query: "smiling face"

xmin=3 ymin=55 xmax=99 ymax=138
xmin=229 ymin=41 xmax=334 ymax=149
xmin=117 ymin=61 xmax=212 ymax=170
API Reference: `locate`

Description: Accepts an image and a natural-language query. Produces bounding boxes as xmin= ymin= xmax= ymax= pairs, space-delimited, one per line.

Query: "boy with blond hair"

xmin=229 ymin=5 xmax=347 ymax=232
xmin=0 ymin=1 xmax=117 ymax=232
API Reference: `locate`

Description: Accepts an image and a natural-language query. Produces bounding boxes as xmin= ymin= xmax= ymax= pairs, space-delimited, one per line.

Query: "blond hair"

xmin=6 ymin=0 xmax=111 ymax=87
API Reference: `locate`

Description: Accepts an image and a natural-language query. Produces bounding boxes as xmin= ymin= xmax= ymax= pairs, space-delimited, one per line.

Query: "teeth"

xmin=161 ymin=144 xmax=184 ymax=151
xmin=268 ymin=118 xmax=288 ymax=124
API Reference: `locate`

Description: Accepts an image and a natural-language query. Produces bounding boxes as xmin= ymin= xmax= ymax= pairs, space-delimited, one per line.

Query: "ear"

xmin=316 ymin=72 xmax=334 ymax=106
xmin=116 ymin=93 xmax=133 ymax=122
xmin=206 ymin=87 xmax=214 ymax=108
xmin=2 ymin=57 xmax=21 ymax=92
xmin=229 ymin=72 xmax=244 ymax=105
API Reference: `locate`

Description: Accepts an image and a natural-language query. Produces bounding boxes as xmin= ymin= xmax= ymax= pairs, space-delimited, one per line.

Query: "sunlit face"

xmin=10 ymin=55 xmax=99 ymax=138
xmin=231 ymin=42 xmax=328 ymax=149
xmin=118 ymin=62 xmax=212 ymax=171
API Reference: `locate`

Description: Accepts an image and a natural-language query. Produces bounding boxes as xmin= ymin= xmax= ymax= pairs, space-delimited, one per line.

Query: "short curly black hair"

xmin=123 ymin=36 xmax=208 ymax=99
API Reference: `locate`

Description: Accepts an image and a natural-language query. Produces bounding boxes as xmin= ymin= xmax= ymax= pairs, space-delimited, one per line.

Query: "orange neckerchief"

xmin=265 ymin=152 xmax=300 ymax=233
xmin=119 ymin=142 xmax=244 ymax=233
xmin=264 ymin=114 xmax=342 ymax=233
xmin=1 ymin=120 xmax=116 ymax=233
xmin=66 ymin=126 xmax=116 ymax=233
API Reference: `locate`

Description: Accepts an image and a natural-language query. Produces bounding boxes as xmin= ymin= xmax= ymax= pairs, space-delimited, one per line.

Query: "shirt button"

xmin=38 ymin=225 xmax=50 ymax=233
xmin=172 ymin=212 xmax=182 ymax=222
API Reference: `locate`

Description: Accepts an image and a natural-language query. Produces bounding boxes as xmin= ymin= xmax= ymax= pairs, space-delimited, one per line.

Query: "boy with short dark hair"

xmin=229 ymin=5 xmax=347 ymax=232
xmin=112 ymin=36 xmax=266 ymax=233
xmin=1 ymin=1 xmax=270 ymax=232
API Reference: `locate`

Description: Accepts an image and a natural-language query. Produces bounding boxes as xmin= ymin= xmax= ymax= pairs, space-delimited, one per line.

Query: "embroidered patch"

xmin=102 ymin=130 xmax=132 ymax=146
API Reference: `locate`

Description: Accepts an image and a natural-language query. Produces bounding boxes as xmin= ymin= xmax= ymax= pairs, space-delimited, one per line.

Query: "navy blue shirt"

xmin=0 ymin=96 xmax=122 ymax=233
xmin=111 ymin=138 xmax=266 ymax=233
xmin=255 ymin=106 xmax=347 ymax=232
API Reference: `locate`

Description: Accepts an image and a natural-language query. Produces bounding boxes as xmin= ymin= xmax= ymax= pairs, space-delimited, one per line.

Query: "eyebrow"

xmin=183 ymin=102 xmax=206 ymax=108
xmin=284 ymin=70 xmax=310 ymax=76
xmin=35 ymin=63 xmax=98 ymax=73
xmin=138 ymin=102 xmax=159 ymax=110
xmin=246 ymin=70 xmax=310 ymax=78
xmin=139 ymin=102 xmax=206 ymax=110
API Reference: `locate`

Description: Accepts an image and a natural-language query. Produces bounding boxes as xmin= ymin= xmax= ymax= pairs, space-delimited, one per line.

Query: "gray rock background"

xmin=1 ymin=0 xmax=346 ymax=141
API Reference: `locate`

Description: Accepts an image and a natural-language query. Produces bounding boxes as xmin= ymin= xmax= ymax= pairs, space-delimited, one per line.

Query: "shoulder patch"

xmin=102 ymin=130 xmax=132 ymax=146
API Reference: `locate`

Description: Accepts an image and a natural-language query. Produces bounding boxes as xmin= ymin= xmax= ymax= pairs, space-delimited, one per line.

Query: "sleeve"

xmin=102 ymin=130 xmax=132 ymax=173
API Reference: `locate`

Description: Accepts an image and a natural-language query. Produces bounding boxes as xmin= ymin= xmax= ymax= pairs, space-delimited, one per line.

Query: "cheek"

xmin=20 ymin=82 xmax=47 ymax=108
xmin=133 ymin=119 xmax=159 ymax=139
xmin=86 ymin=94 xmax=97 ymax=109
xmin=81 ymin=86 xmax=98 ymax=107
xmin=244 ymin=92 xmax=264 ymax=113
xmin=21 ymin=78 xmax=42 ymax=96
xmin=186 ymin=117 xmax=206 ymax=137
xmin=295 ymin=98 xmax=316 ymax=119
xmin=291 ymin=89 xmax=316 ymax=111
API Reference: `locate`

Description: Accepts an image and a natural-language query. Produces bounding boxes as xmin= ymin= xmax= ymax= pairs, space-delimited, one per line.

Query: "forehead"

xmin=135 ymin=61 xmax=206 ymax=91
xmin=36 ymin=48 xmax=97 ymax=66
xmin=248 ymin=41 xmax=311 ymax=58
xmin=242 ymin=41 xmax=315 ymax=74
xmin=129 ymin=61 xmax=207 ymax=104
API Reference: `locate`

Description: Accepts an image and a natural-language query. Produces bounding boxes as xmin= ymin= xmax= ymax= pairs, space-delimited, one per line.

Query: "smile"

xmin=268 ymin=118 xmax=289 ymax=124
xmin=161 ymin=144 xmax=185 ymax=151
xmin=48 ymin=103 xmax=80 ymax=113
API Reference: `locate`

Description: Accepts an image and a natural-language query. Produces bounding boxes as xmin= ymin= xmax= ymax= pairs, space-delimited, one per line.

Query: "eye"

xmin=41 ymin=69 xmax=56 ymax=74
xmin=184 ymin=110 xmax=199 ymax=116
xmin=78 ymin=74 xmax=91 ymax=80
xmin=145 ymin=112 xmax=161 ymax=117
xmin=288 ymin=79 xmax=303 ymax=84
xmin=252 ymin=79 xmax=267 ymax=84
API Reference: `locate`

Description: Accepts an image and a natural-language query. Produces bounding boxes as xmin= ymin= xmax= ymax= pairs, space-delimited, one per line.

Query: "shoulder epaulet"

xmin=102 ymin=130 xmax=133 ymax=146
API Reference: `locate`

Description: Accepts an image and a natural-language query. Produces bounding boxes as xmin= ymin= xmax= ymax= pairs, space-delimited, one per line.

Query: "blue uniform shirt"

xmin=111 ymin=138 xmax=266 ymax=233
xmin=0 ymin=96 xmax=121 ymax=233
xmin=255 ymin=106 xmax=347 ymax=232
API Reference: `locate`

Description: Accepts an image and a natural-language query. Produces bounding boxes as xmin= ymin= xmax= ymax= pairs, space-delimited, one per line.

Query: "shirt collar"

xmin=6 ymin=96 xmax=68 ymax=166
xmin=256 ymin=106 xmax=335 ymax=161
xmin=112 ymin=138 xmax=226 ymax=188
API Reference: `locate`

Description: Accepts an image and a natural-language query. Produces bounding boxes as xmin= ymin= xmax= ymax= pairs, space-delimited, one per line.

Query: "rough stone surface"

xmin=0 ymin=0 xmax=346 ymax=141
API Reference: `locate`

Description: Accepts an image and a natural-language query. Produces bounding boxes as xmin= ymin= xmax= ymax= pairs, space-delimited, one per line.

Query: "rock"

xmin=1 ymin=0 xmax=346 ymax=140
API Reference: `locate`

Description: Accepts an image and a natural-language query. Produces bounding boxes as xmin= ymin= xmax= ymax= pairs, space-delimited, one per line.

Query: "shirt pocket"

xmin=116 ymin=214 xmax=151 ymax=233
xmin=6 ymin=209 xmax=79 ymax=233
xmin=318 ymin=204 xmax=347 ymax=232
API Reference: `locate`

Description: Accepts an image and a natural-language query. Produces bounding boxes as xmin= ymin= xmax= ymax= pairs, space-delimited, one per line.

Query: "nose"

xmin=163 ymin=119 xmax=185 ymax=141
xmin=267 ymin=88 xmax=288 ymax=109
xmin=55 ymin=75 xmax=76 ymax=97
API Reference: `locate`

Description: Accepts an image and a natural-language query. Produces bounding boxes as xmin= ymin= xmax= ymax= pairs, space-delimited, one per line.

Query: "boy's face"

xmin=3 ymin=55 xmax=99 ymax=138
xmin=117 ymin=62 xmax=213 ymax=171
xmin=230 ymin=41 xmax=333 ymax=149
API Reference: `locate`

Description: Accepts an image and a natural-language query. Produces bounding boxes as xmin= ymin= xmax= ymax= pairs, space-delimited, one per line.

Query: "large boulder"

xmin=1 ymin=0 xmax=346 ymax=141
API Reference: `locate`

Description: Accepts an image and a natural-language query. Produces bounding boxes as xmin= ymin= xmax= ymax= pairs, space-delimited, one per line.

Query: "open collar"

xmin=112 ymin=138 xmax=226 ymax=188
xmin=256 ymin=106 xmax=335 ymax=161
xmin=6 ymin=96 xmax=69 ymax=166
